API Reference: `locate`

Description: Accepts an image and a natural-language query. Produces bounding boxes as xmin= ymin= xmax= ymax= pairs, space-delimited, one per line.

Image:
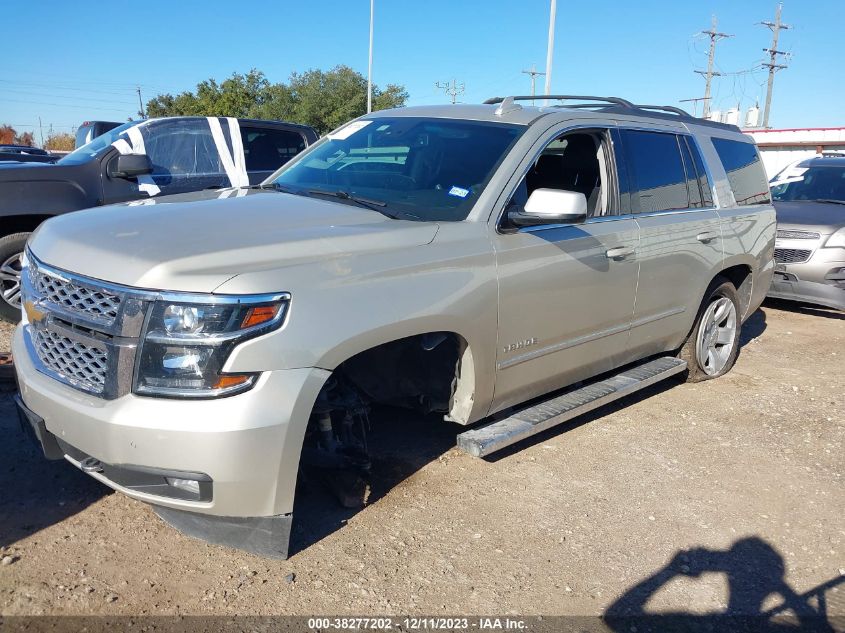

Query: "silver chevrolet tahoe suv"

xmin=13 ymin=95 xmax=775 ymax=558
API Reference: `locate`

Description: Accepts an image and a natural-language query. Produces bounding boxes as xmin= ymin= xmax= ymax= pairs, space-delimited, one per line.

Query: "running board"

xmin=457 ymin=357 xmax=688 ymax=458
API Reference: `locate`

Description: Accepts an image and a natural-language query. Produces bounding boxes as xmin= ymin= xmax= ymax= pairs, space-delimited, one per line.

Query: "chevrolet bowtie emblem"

xmin=23 ymin=300 xmax=46 ymax=324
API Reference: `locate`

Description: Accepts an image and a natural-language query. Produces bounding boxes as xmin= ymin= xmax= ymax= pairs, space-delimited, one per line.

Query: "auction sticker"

xmin=328 ymin=120 xmax=372 ymax=140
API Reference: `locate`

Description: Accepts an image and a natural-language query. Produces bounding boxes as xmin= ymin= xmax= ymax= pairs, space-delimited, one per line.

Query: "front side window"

xmin=59 ymin=121 xmax=137 ymax=165
xmin=620 ymin=130 xmax=690 ymax=213
xmin=142 ymin=118 xmax=225 ymax=179
xmin=271 ymin=117 xmax=524 ymax=221
xmin=770 ymin=164 xmax=845 ymax=203
xmin=505 ymin=129 xmax=612 ymax=222
xmin=711 ymin=137 xmax=771 ymax=206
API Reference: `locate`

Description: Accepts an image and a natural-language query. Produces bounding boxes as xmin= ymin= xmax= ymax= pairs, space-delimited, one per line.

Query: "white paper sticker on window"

xmin=328 ymin=120 xmax=372 ymax=140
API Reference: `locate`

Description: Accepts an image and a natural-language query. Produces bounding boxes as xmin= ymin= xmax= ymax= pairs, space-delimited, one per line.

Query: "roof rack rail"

xmin=633 ymin=104 xmax=692 ymax=117
xmin=484 ymin=95 xmax=635 ymax=108
xmin=482 ymin=95 xmax=739 ymax=130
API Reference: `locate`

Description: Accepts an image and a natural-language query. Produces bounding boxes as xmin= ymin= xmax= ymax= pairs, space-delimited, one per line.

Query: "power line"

xmin=0 ymin=87 xmax=137 ymax=106
xmin=0 ymin=97 xmax=132 ymax=114
xmin=435 ymin=79 xmax=465 ymax=105
xmin=694 ymin=15 xmax=732 ymax=118
xmin=760 ymin=2 xmax=791 ymax=128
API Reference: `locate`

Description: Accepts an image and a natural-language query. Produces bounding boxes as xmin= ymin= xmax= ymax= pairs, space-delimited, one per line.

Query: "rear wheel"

xmin=0 ymin=233 xmax=30 ymax=323
xmin=680 ymin=279 xmax=741 ymax=383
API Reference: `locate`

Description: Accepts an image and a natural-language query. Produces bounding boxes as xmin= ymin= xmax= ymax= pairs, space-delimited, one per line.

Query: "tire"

xmin=0 ymin=232 xmax=30 ymax=324
xmin=679 ymin=278 xmax=741 ymax=383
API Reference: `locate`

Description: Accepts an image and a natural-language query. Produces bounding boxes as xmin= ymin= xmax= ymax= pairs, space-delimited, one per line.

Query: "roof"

xmin=367 ymin=98 xmax=741 ymax=132
xmin=798 ymin=155 xmax=845 ymax=167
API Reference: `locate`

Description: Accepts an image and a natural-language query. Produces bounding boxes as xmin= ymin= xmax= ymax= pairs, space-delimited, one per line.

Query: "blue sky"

xmin=0 ymin=0 xmax=839 ymax=141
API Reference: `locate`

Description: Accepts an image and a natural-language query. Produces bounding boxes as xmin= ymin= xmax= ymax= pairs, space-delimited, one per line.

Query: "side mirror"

xmin=509 ymin=189 xmax=587 ymax=226
xmin=108 ymin=153 xmax=153 ymax=179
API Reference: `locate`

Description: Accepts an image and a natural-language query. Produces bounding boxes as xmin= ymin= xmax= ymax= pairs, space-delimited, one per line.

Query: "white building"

xmin=743 ymin=127 xmax=845 ymax=178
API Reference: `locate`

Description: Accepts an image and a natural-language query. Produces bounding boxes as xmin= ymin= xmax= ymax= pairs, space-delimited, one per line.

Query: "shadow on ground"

xmin=0 ymin=392 xmax=109 ymax=549
xmin=290 ymin=310 xmax=775 ymax=553
xmin=763 ymin=298 xmax=844 ymax=321
xmin=289 ymin=405 xmax=456 ymax=556
xmin=740 ymin=307 xmax=768 ymax=346
xmin=605 ymin=537 xmax=844 ymax=632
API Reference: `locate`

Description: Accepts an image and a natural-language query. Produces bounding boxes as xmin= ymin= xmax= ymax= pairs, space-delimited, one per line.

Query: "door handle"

xmin=696 ymin=231 xmax=719 ymax=243
xmin=605 ymin=246 xmax=635 ymax=260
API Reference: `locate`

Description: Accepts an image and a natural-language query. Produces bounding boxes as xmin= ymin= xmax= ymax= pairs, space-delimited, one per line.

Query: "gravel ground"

xmin=0 ymin=301 xmax=842 ymax=623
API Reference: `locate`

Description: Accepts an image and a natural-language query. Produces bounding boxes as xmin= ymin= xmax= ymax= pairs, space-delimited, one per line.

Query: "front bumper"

xmin=767 ymin=247 xmax=845 ymax=311
xmin=12 ymin=324 xmax=330 ymax=554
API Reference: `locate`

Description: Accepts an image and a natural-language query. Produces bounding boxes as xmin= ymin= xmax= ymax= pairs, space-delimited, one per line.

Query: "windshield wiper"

xmin=249 ymin=182 xmax=299 ymax=194
xmin=307 ymin=189 xmax=409 ymax=219
xmin=810 ymin=199 xmax=845 ymax=206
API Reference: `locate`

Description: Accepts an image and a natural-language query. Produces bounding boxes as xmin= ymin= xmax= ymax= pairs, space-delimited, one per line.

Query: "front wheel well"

xmin=324 ymin=331 xmax=474 ymax=421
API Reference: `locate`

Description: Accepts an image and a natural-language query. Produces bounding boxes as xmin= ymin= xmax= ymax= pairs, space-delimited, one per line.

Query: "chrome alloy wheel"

xmin=0 ymin=251 xmax=23 ymax=309
xmin=695 ymin=296 xmax=737 ymax=376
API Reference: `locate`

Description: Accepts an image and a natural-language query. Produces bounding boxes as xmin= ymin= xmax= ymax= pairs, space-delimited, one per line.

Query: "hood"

xmin=28 ymin=189 xmax=439 ymax=293
xmin=774 ymin=200 xmax=845 ymax=235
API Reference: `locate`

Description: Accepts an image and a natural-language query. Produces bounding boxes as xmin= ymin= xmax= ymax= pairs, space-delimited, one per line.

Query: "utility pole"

xmin=760 ymin=3 xmax=790 ymax=128
xmin=695 ymin=15 xmax=732 ymax=119
xmin=435 ymin=79 xmax=465 ymax=105
xmin=38 ymin=116 xmax=44 ymax=147
xmin=367 ymin=0 xmax=374 ymax=113
xmin=136 ymin=86 xmax=145 ymax=119
xmin=543 ymin=0 xmax=557 ymax=96
xmin=522 ymin=64 xmax=546 ymax=104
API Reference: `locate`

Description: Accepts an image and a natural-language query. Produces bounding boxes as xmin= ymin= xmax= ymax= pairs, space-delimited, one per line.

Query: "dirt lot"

xmin=0 ymin=300 xmax=842 ymax=623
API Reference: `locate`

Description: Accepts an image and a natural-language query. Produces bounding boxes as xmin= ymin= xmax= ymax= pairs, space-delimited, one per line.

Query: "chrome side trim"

xmin=497 ymin=305 xmax=686 ymax=371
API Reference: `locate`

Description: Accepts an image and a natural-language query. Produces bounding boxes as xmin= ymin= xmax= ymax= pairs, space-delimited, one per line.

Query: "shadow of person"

xmin=605 ymin=537 xmax=842 ymax=632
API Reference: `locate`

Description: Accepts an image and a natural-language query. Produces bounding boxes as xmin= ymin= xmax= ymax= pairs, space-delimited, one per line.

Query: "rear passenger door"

xmin=618 ymin=128 xmax=724 ymax=360
xmin=240 ymin=126 xmax=308 ymax=184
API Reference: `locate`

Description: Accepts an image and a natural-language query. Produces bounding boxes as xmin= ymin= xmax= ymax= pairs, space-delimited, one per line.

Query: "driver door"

xmin=489 ymin=126 xmax=640 ymax=414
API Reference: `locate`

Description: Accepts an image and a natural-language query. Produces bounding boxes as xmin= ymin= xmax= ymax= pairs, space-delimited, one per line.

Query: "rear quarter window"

xmin=711 ymin=137 xmax=771 ymax=206
xmin=241 ymin=127 xmax=307 ymax=172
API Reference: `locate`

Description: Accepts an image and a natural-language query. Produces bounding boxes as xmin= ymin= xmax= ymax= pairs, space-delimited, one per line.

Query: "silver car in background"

xmin=768 ymin=155 xmax=845 ymax=311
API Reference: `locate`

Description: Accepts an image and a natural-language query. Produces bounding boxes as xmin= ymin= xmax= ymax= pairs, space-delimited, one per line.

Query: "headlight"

xmin=824 ymin=228 xmax=845 ymax=249
xmin=134 ymin=293 xmax=289 ymax=398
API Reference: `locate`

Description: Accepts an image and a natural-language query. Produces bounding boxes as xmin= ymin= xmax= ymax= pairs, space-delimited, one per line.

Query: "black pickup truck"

xmin=0 ymin=145 xmax=58 ymax=164
xmin=0 ymin=116 xmax=318 ymax=321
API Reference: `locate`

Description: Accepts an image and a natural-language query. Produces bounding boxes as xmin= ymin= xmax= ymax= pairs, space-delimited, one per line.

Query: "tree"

xmin=43 ymin=133 xmax=75 ymax=152
xmin=16 ymin=131 xmax=35 ymax=147
xmin=287 ymin=65 xmax=407 ymax=134
xmin=0 ymin=125 xmax=16 ymax=145
xmin=0 ymin=125 xmax=36 ymax=146
xmin=146 ymin=66 xmax=408 ymax=135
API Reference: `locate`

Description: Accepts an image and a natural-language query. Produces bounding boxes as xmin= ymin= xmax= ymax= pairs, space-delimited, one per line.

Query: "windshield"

xmin=59 ymin=121 xmax=136 ymax=165
xmin=270 ymin=117 xmax=524 ymax=221
xmin=771 ymin=163 xmax=845 ymax=203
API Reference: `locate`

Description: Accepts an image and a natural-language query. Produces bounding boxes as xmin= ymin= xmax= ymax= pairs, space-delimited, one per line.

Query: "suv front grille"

xmin=31 ymin=328 xmax=108 ymax=394
xmin=30 ymin=261 xmax=121 ymax=325
xmin=776 ymin=229 xmax=820 ymax=240
xmin=774 ymin=248 xmax=813 ymax=264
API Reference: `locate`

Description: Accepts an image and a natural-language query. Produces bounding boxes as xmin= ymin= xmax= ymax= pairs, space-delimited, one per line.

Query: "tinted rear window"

xmin=711 ymin=138 xmax=771 ymax=206
xmin=620 ymin=130 xmax=690 ymax=212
